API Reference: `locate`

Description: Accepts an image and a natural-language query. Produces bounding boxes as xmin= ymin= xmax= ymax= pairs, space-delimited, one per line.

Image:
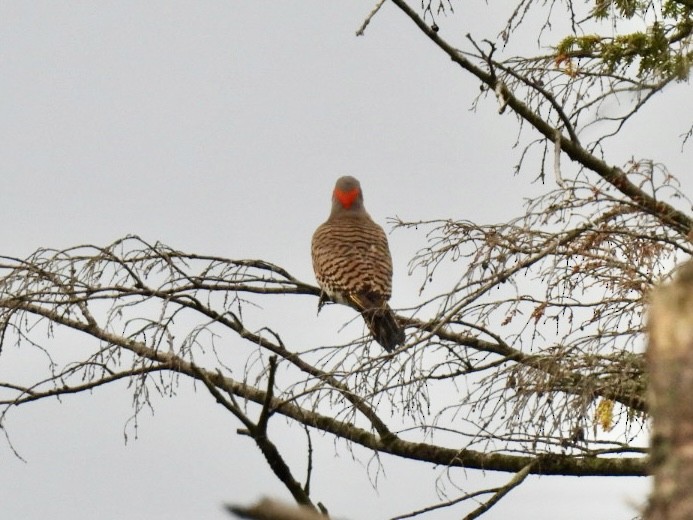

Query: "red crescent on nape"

xmin=334 ymin=188 xmax=360 ymax=209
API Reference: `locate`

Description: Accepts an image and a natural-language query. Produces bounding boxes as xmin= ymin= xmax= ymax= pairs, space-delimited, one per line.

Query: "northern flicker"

xmin=311 ymin=176 xmax=405 ymax=352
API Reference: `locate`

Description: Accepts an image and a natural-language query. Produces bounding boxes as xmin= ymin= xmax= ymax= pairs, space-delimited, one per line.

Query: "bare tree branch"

xmin=0 ymin=237 xmax=649 ymax=478
xmin=227 ymin=498 xmax=328 ymax=520
xmin=388 ymin=0 xmax=692 ymax=236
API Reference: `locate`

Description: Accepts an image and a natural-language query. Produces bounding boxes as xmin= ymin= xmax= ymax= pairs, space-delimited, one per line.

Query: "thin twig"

xmin=356 ymin=0 xmax=387 ymax=36
xmin=463 ymin=462 xmax=534 ymax=520
xmin=390 ymin=488 xmax=495 ymax=519
xmin=304 ymin=426 xmax=314 ymax=496
xmin=258 ymin=355 xmax=277 ymax=433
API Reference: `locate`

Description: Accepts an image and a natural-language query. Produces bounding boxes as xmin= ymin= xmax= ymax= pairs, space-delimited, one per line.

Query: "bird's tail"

xmin=362 ymin=304 xmax=405 ymax=352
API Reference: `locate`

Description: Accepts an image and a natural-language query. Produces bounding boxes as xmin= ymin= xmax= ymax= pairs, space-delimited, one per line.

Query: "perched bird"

xmin=311 ymin=176 xmax=405 ymax=352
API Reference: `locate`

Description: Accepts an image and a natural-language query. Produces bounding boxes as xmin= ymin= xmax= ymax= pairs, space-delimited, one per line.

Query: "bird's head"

xmin=332 ymin=176 xmax=364 ymax=212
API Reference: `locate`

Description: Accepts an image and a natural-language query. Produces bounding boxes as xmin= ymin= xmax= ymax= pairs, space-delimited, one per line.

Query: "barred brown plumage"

xmin=311 ymin=176 xmax=405 ymax=352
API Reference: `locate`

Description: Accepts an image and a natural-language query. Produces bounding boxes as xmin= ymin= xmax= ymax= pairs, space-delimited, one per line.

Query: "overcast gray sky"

xmin=1 ymin=2 xmax=690 ymax=519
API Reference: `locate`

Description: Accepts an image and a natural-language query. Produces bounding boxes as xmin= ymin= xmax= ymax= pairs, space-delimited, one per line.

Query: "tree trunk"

xmin=646 ymin=260 xmax=693 ymax=519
